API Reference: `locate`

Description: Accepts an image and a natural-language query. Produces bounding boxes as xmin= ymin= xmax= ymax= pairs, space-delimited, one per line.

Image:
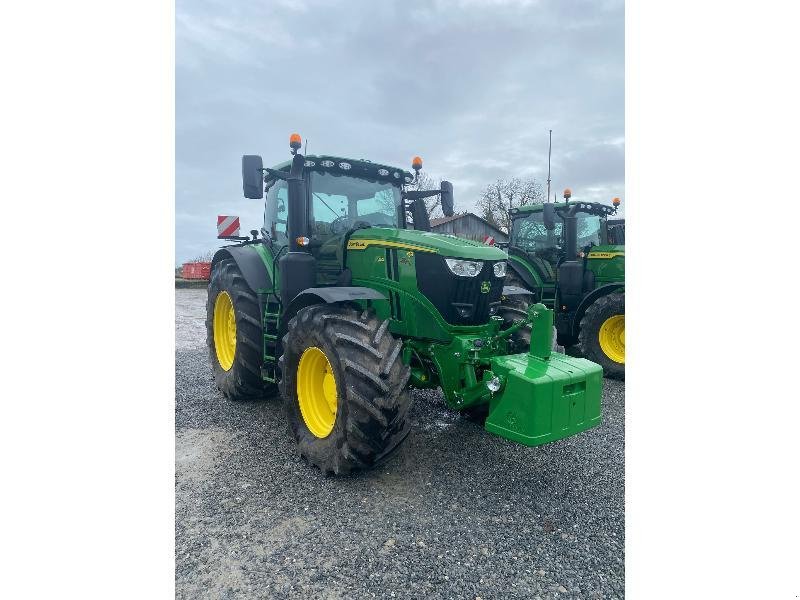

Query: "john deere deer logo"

xmin=481 ymin=281 xmax=491 ymax=294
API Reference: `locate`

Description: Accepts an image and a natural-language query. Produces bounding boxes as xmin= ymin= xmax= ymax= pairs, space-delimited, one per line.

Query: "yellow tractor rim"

xmin=598 ymin=314 xmax=625 ymax=364
xmin=213 ymin=291 xmax=236 ymax=371
xmin=296 ymin=347 xmax=338 ymax=438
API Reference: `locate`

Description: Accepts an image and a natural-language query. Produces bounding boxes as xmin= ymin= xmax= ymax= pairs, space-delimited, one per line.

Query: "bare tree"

xmin=188 ymin=250 xmax=215 ymax=262
xmin=477 ymin=177 xmax=545 ymax=233
xmin=408 ymin=171 xmax=448 ymax=219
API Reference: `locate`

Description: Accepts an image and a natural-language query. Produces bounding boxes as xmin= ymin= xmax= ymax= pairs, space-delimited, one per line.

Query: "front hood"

xmin=348 ymin=227 xmax=507 ymax=260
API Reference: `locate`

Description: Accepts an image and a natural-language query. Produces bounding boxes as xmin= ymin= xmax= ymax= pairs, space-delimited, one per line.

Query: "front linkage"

xmin=405 ymin=304 xmax=603 ymax=447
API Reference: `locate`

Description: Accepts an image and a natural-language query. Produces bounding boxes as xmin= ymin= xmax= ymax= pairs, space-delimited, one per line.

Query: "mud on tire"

xmin=278 ymin=304 xmax=413 ymax=474
xmin=206 ymin=258 xmax=276 ymax=400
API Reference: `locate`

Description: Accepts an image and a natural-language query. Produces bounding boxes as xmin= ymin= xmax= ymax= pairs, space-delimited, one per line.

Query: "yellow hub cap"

xmin=598 ymin=314 xmax=625 ymax=364
xmin=213 ymin=291 xmax=236 ymax=371
xmin=296 ymin=347 xmax=338 ymax=438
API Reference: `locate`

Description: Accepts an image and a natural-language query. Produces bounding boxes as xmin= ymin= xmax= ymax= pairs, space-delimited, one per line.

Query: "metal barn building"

xmin=429 ymin=213 xmax=508 ymax=244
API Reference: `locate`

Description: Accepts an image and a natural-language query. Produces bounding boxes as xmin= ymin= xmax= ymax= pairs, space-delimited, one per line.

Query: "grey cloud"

xmin=176 ymin=0 xmax=623 ymax=263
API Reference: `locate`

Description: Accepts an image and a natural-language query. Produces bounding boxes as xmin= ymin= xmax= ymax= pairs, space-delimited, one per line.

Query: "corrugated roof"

xmin=429 ymin=212 xmax=505 ymax=235
xmin=429 ymin=214 xmax=464 ymax=227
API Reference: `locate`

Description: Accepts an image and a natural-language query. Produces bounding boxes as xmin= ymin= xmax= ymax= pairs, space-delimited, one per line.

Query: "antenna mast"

xmin=547 ymin=129 xmax=552 ymax=203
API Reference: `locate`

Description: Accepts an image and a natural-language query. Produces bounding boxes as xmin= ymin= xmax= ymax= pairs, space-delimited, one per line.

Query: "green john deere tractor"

xmin=206 ymin=134 xmax=604 ymax=474
xmin=502 ymin=190 xmax=625 ymax=378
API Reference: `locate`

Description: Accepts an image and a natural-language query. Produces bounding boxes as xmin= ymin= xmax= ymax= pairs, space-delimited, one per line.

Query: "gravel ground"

xmin=176 ymin=288 xmax=624 ymax=599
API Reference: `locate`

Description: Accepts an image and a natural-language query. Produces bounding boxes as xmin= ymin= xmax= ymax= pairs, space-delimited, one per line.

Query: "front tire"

xmin=278 ymin=305 xmax=412 ymax=474
xmin=499 ymin=271 xmax=563 ymax=354
xmin=206 ymin=259 xmax=276 ymax=400
xmin=577 ymin=292 xmax=625 ymax=379
xmin=498 ymin=271 xmax=532 ymax=353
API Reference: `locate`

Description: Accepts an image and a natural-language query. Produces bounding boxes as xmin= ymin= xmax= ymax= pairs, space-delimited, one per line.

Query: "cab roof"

xmin=512 ymin=201 xmax=617 ymax=217
xmin=272 ymin=155 xmax=414 ymax=184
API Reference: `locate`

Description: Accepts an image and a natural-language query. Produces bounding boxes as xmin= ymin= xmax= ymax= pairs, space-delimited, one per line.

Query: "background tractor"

xmin=502 ymin=191 xmax=625 ymax=377
xmin=206 ymin=134 xmax=603 ymax=474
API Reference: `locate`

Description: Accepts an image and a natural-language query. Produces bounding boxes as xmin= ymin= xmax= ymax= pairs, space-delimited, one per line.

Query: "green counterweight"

xmin=484 ymin=304 xmax=603 ymax=446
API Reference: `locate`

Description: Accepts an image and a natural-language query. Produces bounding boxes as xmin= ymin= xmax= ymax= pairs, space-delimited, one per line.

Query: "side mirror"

xmin=242 ymin=155 xmax=264 ymax=199
xmin=411 ymin=200 xmax=430 ymax=231
xmin=440 ymin=181 xmax=454 ymax=217
xmin=543 ymin=203 xmax=556 ymax=231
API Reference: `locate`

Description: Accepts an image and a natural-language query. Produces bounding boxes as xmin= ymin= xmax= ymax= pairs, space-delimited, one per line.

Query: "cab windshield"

xmin=309 ymin=171 xmax=402 ymax=238
xmin=511 ymin=210 xmax=603 ymax=252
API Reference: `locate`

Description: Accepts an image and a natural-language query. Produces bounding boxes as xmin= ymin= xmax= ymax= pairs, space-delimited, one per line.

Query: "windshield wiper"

xmin=313 ymin=192 xmax=342 ymax=219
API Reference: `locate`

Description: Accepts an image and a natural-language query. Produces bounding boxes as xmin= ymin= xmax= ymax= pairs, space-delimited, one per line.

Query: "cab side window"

xmin=264 ymin=179 xmax=289 ymax=248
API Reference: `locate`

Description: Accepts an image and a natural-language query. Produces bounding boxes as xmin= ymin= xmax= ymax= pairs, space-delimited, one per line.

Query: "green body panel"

xmin=586 ymin=244 xmax=625 ymax=285
xmin=346 ymin=226 xmax=507 ymax=343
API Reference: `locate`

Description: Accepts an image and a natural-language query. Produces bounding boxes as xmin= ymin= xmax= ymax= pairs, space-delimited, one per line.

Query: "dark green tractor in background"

xmin=206 ymin=133 xmax=604 ymax=474
xmin=502 ymin=190 xmax=625 ymax=378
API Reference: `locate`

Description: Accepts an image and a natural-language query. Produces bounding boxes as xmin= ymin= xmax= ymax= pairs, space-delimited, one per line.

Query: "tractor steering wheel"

xmin=330 ymin=217 xmax=371 ymax=235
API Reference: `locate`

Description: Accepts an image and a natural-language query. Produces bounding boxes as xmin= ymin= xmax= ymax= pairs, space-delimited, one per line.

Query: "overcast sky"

xmin=176 ymin=0 xmax=624 ymax=264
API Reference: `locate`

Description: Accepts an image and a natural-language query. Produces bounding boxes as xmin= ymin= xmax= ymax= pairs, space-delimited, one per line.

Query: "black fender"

xmin=506 ymin=258 xmax=539 ymax=291
xmin=284 ymin=286 xmax=388 ymax=328
xmin=212 ymin=246 xmax=271 ymax=294
xmin=570 ymin=284 xmax=624 ymax=337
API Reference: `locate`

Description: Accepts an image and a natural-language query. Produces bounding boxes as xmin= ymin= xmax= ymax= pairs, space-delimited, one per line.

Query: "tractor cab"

xmin=506 ymin=196 xmax=621 ymax=305
xmin=509 ymin=200 xmax=618 ymax=266
xmin=253 ymin=151 xmax=454 ymax=289
xmin=262 ymin=155 xmax=411 ymax=285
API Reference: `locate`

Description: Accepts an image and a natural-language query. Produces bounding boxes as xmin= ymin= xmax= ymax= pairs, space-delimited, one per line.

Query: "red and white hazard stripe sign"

xmin=483 ymin=235 xmax=495 ymax=245
xmin=217 ymin=215 xmax=240 ymax=238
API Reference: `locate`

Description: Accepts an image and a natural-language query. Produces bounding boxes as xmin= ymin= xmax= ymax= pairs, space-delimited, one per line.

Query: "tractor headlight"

xmin=445 ymin=258 xmax=483 ymax=277
xmin=493 ymin=261 xmax=507 ymax=278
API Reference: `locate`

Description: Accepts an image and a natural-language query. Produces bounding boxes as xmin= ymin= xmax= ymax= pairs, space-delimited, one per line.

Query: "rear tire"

xmin=577 ymin=292 xmax=625 ymax=379
xmin=564 ymin=344 xmax=584 ymax=358
xmin=206 ymin=259 xmax=276 ymax=400
xmin=278 ymin=304 xmax=412 ymax=474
